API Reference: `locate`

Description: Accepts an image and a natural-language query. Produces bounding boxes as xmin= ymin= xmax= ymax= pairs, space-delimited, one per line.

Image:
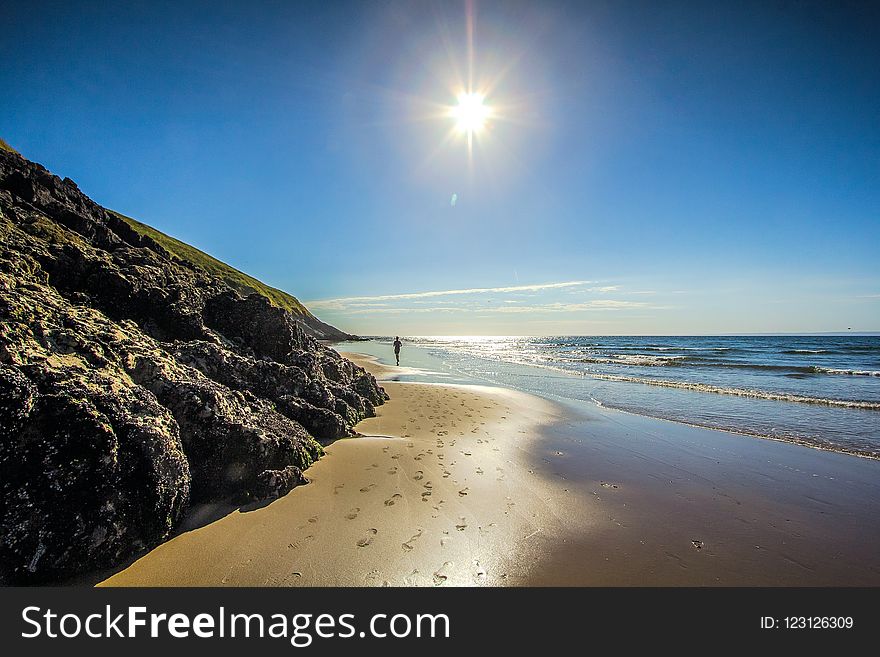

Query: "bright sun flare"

xmin=451 ymin=92 xmax=491 ymax=138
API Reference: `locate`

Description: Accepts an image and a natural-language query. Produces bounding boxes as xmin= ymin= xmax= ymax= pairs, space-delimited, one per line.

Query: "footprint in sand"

xmin=404 ymin=570 xmax=421 ymax=587
xmin=413 ymin=470 xmax=424 ymax=481
xmin=364 ymin=569 xmax=384 ymax=586
xmin=360 ymin=483 xmax=376 ymax=493
xmin=391 ymin=454 xmax=400 ymax=460
xmin=473 ymin=561 xmax=487 ymax=582
xmin=458 ymin=487 xmax=469 ymax=497
xmin=476 ymin=467 xmax=484 ymax=475
xmin=333 ymin=484 xmax=345 ymax=495
xmin=433 ymin=562 xmax=454 ymax=586
xmin=600 ymin=482 xmax=620 ymax=489
xmin=357 ymin=528 xmax=378 ymax=548
xmin=345 ymin=507 xmax=360 ymax=520
xmin=401 ymin=529 xmax=424 ymax=551
xmin=387 ymin=466 xmax=398 ymax=475
xmin=307 ymin=515 xmax=318 ymax=524
xmin=455 ymin=518 xmax=468 ymax=531
xmin=384 ymin=493 xmax=403 ymax=507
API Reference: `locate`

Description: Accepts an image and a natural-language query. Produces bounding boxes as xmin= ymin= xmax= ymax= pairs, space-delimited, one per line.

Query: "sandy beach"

xmin=99 ymin=354 xmax=585 ymax=586
xmin=99 ymin=352 xmax=880 ymax=587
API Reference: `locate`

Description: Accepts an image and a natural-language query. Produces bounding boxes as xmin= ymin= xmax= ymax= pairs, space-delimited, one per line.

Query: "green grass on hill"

xmin=0 ymin=137 xmax=20 ymax=154
xmin=111 ymin=210 xmax=311 ymax=317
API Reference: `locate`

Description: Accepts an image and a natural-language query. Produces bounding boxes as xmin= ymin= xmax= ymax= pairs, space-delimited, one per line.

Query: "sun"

xmin=450 ymin=92 xmax=491 ymax=139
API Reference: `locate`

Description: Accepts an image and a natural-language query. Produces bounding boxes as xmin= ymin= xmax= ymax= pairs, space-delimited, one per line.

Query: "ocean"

xmin=342 ymin=335 xmax=880 ymax=459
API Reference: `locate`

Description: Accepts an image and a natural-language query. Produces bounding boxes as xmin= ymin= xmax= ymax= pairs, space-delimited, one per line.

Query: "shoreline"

xmin=351 ymin=342 xmax=880 ymax=462
xmin=373 ymin=337 xmax=880 ymax=462
xmin=99 ymin=351 xmax=880 ymax=586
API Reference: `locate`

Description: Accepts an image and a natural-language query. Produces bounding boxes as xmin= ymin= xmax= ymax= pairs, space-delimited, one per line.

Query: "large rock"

xmin=0 ymin=364 xmax=191 ymax=582
xmin=203 ymin=291 xmax=309 ymax=361
xmin=0 ymin=148 xmax=387 ymax=583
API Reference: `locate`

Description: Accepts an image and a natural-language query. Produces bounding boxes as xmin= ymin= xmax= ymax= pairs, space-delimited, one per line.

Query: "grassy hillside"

xmin=111 ymin=210 xmax=312 ymax=316
xmin=0 ymin=137 xmax=19 ymax=154
xmin=113 ymin=210 xmax=352 ymax=340
xmin=111 ymin=210 xmax=338 ymax=317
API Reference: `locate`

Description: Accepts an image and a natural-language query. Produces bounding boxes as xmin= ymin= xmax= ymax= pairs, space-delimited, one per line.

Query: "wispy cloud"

xmin=322 ymin=299 xmax=651 ymax=315
xmin=343 ymin=307 xmax=468 ymax=315
xmin=307 ymin=280 xmax=593 ymax=310
xmin=307 ymin=279 xmax=671 ymax=325
xmin=490 ymin=300 xmax=647 ymax=313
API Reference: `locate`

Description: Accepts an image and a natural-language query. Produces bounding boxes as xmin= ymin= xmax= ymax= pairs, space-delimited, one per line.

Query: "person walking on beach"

xmin=393 ymin=336 xmax=402 ymax=366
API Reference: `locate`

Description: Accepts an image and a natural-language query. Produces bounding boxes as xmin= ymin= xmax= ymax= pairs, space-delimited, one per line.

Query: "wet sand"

xmin=99 ymin=353 xmax=880 ymax=586
xmin=514 ymin=403 xmax=880 ymax=585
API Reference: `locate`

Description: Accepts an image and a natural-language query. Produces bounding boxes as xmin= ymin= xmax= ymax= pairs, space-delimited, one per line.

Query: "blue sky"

xmin=3 ymin=0 xmax=878 ymax=335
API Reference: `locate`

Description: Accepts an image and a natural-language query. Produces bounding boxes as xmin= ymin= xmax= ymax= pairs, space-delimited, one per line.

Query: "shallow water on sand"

xmin=340 ymin=336 xmax=880 ymax=458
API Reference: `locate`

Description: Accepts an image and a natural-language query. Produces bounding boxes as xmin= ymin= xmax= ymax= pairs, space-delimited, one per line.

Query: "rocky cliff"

xmin=110 ymin=210 xmax=355 ymax=342
xmin=0 ymin=147 xmax=387 ymax=583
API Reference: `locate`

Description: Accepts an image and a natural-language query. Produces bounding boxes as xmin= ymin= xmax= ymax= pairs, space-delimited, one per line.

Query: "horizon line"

xmin=346 ymin=331 xmax=880 ymax=338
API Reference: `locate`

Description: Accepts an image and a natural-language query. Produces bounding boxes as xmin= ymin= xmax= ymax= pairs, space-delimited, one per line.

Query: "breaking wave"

xmin=580 ymin=372 xmax=880 ymax=410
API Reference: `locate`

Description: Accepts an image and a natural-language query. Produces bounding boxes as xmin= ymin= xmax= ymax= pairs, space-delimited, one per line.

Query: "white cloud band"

xmin=307 ymin=280 xmax=593 ymax=309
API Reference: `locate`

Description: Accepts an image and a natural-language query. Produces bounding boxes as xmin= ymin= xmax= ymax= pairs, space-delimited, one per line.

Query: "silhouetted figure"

xmin=393 ymin=336 xmax=402 ymax=365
